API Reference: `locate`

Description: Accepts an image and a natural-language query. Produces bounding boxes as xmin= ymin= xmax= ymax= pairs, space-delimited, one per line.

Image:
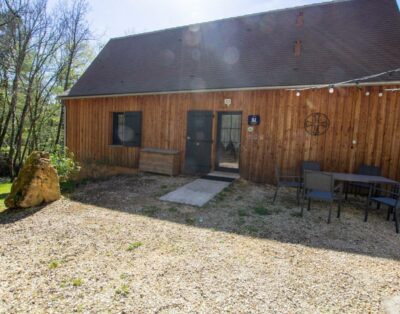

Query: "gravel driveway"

xmin=0 ymin=174 xmax=399 ymax=313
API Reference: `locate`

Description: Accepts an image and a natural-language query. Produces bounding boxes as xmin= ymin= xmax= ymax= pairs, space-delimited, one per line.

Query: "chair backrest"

xmin=304 ymin=170 xmax=333 ymax=193
xmin=301 ymin=161 xmax=321 ymax=176
xmin=358 ymin=164 xmax=381 ymax=176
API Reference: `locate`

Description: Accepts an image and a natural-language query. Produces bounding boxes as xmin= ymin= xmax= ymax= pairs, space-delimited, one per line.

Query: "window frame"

xmin=111 ymin=111 xmax=142 ymax=147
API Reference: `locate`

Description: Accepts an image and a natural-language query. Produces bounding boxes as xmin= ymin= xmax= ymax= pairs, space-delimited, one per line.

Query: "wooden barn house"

xmin=60 ymin=0 xmax=400 ymax=183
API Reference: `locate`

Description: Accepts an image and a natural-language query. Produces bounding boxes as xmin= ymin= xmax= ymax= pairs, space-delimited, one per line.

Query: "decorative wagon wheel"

xmin=304 ymin=113 xmax=330 ymax=136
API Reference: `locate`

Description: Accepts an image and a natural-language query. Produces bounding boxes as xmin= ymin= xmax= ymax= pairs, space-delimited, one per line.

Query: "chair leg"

xmin=394 ymin=207 xmax=399 ymax=234
xmin=377 ymin=203 xmax=381 ymax=210
xmin=387 ymin=207 xmax=392 ymax=221
xmin=272 ymin=186 xmax=279 ymax=204
xmin=300 ymin=197 xmax=304 ymax=217
xmin=337 ymin=201 xmax=341 ymax=219
xmin=296 ymin=187 xmax=300 ymax=205
xmin=364 ymin=200 xmax=370 ymax=222
xmin=328 ymin=203 xmax=332 ymax=224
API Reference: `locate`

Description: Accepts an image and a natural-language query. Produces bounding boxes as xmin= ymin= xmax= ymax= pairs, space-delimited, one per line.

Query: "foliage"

xmin=0 ymin=0 xmax=93 ymax=178
xmin=0 ymin=182 xmax=12 ymax=211
xmin=50 ymin=145 xmax=80 ymax=182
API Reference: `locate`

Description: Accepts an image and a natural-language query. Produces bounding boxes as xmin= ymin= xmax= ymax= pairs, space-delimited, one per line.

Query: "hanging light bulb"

xmin=296 ymin=91 xmax=301 ymax=97
xmin=329 ymin=86 xmax=334 ymax=94
xmin=378 ymin=92 xmax=383 ymax=97
xmin=365 ymin=91 xmax=370 ymax=96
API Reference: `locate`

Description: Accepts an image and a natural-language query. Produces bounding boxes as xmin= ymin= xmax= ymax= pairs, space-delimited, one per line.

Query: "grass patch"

xmin=253 ymin=205 xmax=270 ymax=216
xmin=71 ymin=278 xmax=84 ymax=287
xmin=142 ymin=205 xmax=159 ymax=217
xmin=115 ymin=284 xmax=129 ymax=296
xmin=127 ymin=242 xmax=143 ymax=251
xmin=0 ymin=182 xmax=12 ymax=211
xmin=168 ymin=207 xmax=178 ymax=212
xmin=238 ymin=209 xmax=249 ymax=217
xmin=49 ymin=260 xmax=60 ymax=269
xmin=185 ymin=217 xmax=195 ymax=225
xmin=245 ymin=225 xmax=259 ymax=234
xmin=290 ymin=211 xmax=303 ymax=218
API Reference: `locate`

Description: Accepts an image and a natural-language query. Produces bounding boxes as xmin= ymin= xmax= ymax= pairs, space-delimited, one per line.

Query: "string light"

xmin=365 ymin=91 xmax=370 ymax=96
xmin=378 ymin=92 xmax=383 ymax=97
xmin=296 ymin=91 xmax=301 ymax=97
xmin=329 ymin=87 xmax=334 ymax=94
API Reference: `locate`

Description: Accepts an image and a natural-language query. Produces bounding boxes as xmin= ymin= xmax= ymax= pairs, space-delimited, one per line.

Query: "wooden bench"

xmin=139 ymin=148 xmax=180 ymax=176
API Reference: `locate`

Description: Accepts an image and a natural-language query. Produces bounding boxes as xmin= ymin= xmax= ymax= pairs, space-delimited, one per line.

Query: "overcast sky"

xmin=50 ymin=0 xmax=400 ymax=42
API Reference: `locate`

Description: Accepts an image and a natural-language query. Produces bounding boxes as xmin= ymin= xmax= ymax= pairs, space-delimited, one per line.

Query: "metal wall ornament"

xmin=304 ymin=113 xmax=330 ymax=136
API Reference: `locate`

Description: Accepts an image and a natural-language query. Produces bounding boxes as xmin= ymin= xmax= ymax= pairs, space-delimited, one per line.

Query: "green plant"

xmin=127 ymin=242 xmax=143 ymax=251
xmin=71 ymin=278 xmax=84 ymax=287
xmin=253 ymin=205 xmax=270 ymax=215
xmin=115 ymin=284 xmax=129 ymax=296
xmin=168 ymin=207 xmax=178 ymax=212
xmin=50 ymin=145 xmax=80 ymax=182
xmin=185 ymin=217 xmax=195 ymax=225
xmin=49 ymin=260 xmax=60 ymax=269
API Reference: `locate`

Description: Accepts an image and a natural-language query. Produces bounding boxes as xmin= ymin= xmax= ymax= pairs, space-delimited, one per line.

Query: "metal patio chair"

xmin=301 ymin=161 xmax=321 ymax=174
xmin=347 ymin=164 xmax=381 ymax=198
xmin=272 ymin=166 xmax=302 ymax=204
xmin=301 ymin=170 xmax=343 ymax=223
xmin=366 ymin=183 xmax=399 ymax=234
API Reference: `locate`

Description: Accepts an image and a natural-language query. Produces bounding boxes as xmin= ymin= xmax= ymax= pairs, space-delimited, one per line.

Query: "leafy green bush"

xmin=50 ymin=145 xmax=80 ymax=182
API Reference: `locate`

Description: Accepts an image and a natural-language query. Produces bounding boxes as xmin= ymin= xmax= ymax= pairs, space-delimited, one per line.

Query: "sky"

xmin=49 ymin=0 xmax=400 ymax=43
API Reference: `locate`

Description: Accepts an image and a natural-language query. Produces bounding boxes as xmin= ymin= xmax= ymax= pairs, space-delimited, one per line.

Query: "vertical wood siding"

xmin=65 ymin=86 xmax=400 ymax=183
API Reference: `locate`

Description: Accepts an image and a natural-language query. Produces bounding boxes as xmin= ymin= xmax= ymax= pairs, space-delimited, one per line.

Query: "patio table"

xmin=325 ymin=172 xmax=399 ymax=185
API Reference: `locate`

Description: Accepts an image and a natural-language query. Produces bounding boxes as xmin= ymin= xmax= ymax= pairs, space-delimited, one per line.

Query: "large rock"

xmin=5 ymin=151 xmax=61 ymax=209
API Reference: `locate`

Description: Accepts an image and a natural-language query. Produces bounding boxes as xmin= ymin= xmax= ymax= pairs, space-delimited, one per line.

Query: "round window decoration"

xmin=304 ymin=113 xmax=330 ymax=136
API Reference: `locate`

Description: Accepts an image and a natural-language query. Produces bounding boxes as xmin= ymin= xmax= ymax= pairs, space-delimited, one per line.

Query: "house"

xmin=60 ymin=0 xmax=400 ymax=183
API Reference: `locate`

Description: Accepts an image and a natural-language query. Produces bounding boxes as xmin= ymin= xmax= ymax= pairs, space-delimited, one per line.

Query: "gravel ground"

xmin=0 ymin=174 xmax=399 ymax=313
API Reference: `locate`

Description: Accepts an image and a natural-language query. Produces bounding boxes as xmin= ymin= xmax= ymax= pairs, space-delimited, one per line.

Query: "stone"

xmin=5 ymin=151 xmax=61 ymax=209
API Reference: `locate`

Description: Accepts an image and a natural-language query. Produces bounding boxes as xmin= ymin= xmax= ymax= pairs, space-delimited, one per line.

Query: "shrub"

xmin=50 ymin=145 xmax=80 ymax=182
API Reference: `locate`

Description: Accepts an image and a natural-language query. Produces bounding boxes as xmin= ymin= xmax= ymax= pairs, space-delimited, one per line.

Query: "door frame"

xmin=215 ymin=111 xmax=242 ymax=173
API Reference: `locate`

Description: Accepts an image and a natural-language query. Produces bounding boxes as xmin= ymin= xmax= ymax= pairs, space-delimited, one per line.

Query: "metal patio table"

xmin=325 ymin=172 xmax=398 ymax=186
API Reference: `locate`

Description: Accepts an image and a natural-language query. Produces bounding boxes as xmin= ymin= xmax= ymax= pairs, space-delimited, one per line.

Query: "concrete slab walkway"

xmin=160 ymin=171 xmax=239 ymax=207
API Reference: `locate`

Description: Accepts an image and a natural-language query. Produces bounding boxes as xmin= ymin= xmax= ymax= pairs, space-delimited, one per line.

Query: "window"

xmin=112 ymin=111 xmax=142 ymax=147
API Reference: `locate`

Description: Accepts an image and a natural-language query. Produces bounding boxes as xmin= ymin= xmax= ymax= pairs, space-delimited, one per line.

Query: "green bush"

xmin=50 ymin=145 xmax=80 ymax=182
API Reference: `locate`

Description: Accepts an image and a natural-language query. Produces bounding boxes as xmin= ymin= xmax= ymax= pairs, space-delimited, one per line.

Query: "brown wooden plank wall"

xmin=65 ymin=85 xmax=400 ymax=183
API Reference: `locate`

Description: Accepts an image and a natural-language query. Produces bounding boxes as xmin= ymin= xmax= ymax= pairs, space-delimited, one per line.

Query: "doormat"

xmin=201 ymin=175 xmax=235 ymax=183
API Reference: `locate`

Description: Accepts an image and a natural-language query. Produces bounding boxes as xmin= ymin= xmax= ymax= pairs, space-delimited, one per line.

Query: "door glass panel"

xmin=218 ymin=113 xmax=242 ymax=170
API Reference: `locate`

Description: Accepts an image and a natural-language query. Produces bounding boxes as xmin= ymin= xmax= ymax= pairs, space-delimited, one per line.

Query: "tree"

xmin=0 ymin=0 xmax=93 ymax=177
xmin=54 ymin=0 xmax=91 ymax=147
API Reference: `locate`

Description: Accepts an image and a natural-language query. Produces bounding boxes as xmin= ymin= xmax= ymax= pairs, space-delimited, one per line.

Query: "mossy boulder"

xmin=5 ymin=151 xmax=61 ymax=209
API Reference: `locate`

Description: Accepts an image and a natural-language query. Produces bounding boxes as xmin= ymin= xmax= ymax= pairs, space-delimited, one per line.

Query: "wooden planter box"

xmin=139 ymin=148 xmax=180 ymax=176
